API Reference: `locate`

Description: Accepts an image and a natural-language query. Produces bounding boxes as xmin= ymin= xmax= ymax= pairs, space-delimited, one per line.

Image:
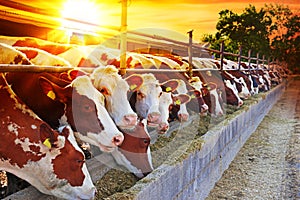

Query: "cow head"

xmin=39 ymin=75 xmax=124 ymax=152
xmin=132 ymin=73 xmax=162 ymax=127
xmin=112 ymin=119 xmax=153 ymax=178
xmin=91 ymin=66 xmax=143 ymax=130
xmin=224 ymin=80 xmax=243 ymax=107
xmin=187 ymin=89 xmax=209 ymax=115
xmin=202 ymin=82 xmax=224 ymax=117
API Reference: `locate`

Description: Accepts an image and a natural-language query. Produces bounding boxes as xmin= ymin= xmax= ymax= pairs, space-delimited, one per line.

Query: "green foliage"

xmin=202 ymin=4 xmax=300 ymax=72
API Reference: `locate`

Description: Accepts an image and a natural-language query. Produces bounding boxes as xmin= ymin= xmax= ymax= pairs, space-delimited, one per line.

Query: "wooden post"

xmin=220 ymin=41 xmax=224 ymax=71
xmin=187 ymin=30 xmax=193 ymax=77
xmin=262 ymin=55 xmax=265 ymax=69
xmin=119 ymin=0 xmax=127 ymax=76
xmin=237 ymin=45 xmax=242 ymax=70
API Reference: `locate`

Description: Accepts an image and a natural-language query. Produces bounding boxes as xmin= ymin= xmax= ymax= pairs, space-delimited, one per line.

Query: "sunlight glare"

xmin=60 ymin=0 xmax=102 ymax=33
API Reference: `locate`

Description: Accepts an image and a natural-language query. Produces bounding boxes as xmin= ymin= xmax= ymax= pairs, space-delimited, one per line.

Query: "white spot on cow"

xmin=7 ymin=122 xmax=20 ymax=135
xmin=31 ymin=124 xmax=37 ymax=129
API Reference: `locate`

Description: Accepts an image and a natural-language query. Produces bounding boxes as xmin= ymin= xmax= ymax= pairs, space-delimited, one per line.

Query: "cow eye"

xmin=142 ymin=138 xmax=150 ymax=146
xmin=137 ymin=91 xmax=145 ymax=98
xmin=159 ymin=92 xmax=162 ymax=97
xmin=76 ymin=159 xmax=85 ymax=166
xmin=83 ymin=104 xmax=93 ymax=112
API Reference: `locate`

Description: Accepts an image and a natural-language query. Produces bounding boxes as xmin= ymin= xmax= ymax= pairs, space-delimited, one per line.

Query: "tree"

xmin=202 ymin=4 xmax=300 ymax=72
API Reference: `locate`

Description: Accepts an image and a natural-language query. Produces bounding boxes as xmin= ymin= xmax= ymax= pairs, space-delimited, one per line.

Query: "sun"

xmin=60 ymin=0 xmax=102 ymax=33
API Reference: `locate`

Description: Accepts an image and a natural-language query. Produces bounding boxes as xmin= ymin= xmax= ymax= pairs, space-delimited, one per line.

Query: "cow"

xmin=90 ymin=65 xmax=144 ymax=130
xmin=0 ymin=36 xmax=71 ymax=55
xmin=0 ymin=73 xmax=96 ymax=199
xmin=0 ymin=43 xmax=124 ymax=152
xmin=220 ymin=71 xmax=245 ymax=106
xmin=14 ymin=46 xmax=72 ymax=66
xmin=223 ymin=70 xmax=251 ymax=99
xmin=111 ymin=119 xmax=153 ymax=178
xmin=158 ymin=90 xmax=191 ymax=134
xmin=63 ymin=68 xmax=154 ymax=177
xmin=191 ymin=70 xmax=225 ymax=117
xmin=127 ymin=73 xmax=163 ymax=127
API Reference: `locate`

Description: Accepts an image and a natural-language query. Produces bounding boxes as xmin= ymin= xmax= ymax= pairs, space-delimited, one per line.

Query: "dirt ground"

xmin=206 ymin=76 xmax=300 ymax=200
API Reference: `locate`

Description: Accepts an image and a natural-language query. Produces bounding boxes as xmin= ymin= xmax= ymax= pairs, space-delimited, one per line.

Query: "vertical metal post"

xmin=237 ymin=45 xmax=242 ymax=70
xmin=262 ymin=55 xmax=265 ymax=69
xmin=220 ymin=41 xmax=224 ymax=71
xmin=248 ymin=49 xmax=252 ymax=73
xmin=119 ymin=0 xmax=127 ymax=76
xmin=256 ymin=52 xmax=259 ymax=73
xmin=187 ymin=30 xmax=193 ymax=77
xmin=267 ymin=57 xmax=270 ymax=70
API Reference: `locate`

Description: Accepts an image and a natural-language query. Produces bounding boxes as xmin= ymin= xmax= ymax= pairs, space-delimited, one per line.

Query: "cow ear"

xmin=201 ymin=87 xmax=209 ymax=96
xmin=204 ymin=82 xmax=217 ymax=91
xmin=59 ymin=72 xmax=70 ymax=81
xmin=173 ymin=94 xmax=191 ymax=105
xmin=58 ymin=125 xmax=71 ymax=138
xmin=125 ymin=74 xmax=144 ymax=91
xmin=69 ymin=69 xmax=87 ymax=80
xmin=188 ymin=90 xmax=201 ymax=98
xmin=161 ymin=80 xmax=179 ymax=93
xmin=39 ymin=77 xmax=68 ymax=102
xmin=39 ymin=123 xmax=59 ymax=149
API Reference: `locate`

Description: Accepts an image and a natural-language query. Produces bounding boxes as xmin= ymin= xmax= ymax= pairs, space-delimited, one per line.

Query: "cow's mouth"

xmin=97 ymin=142 xmax=116 ymax=152
xmin=147 ymin=122 xmax=159 ymax=127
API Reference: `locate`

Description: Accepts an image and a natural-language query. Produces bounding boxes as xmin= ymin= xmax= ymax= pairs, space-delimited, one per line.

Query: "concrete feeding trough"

xmin=4 ymin=82 xmax=286 ymax=200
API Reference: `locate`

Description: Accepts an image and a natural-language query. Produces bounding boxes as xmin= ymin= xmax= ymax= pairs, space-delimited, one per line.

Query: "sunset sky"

xmin=3 ymin=0 xmax=300 ymax=42
xmin=124 ymin=0 xmax=300 ymax=41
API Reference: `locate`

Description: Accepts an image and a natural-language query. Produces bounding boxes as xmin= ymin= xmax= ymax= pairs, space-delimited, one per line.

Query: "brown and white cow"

xmin=14 ymin=46 xmax=72 ymax=66
xmin=111 ymin=119 xmax=153 ymax=178
xmin=0 ymin=36 xmax=71 ymax=55
xmin=1 ymin=43 xmax=124 ymax=152
xmin=128 ymin=73 xmax=163 ymax=127
xmin=90 ymin=65 xmax=143 ymax=130
xmin=188 ymin=73 xmax=224 ymax=117
xmin=0 ymin=73 xmax=96 ymax=199
xmin=158 ymin=90 xmax=191 ymax=134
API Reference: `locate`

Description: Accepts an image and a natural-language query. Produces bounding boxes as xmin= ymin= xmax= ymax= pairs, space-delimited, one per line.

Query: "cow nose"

xmin=158 ymin=122 xmax=169 ymax=134
xmin=178 ymin=113 xmax=189 ymax=122
xmin=123 ymin=114 xmax=138 ymax=126
xmin=217 ymin=111 xmax=224 ymax=116
xmin=201 ymin=104 xmax=209 ymax=113
xmin=238 ymin=100 xmax=243 ymax=107
xmin=113 ymin=133 xmax=124 ymax=146
xmin=143 ymin=171 xmax=151 ymax=177
xmin=148 ymin=112 xmax=161 ymax=123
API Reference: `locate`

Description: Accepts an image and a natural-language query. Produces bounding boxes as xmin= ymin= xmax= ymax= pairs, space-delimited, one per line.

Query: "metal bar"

xmin=220 ymin=41 xmax=224 ymax=71
xmin=237 ymin=46 xmax=242 ymax=70
xmin=119 ymin=0 xmax=127 ymax=76
xmin=256 ymin=52 xmax=259 ymax=73
xmin=248 ymin=49 xmax=252 ymax=73
xmin=0 ymin=64 xmax=81 ymax=73
xmin=187 ymin=30 xmax=193 ymax=77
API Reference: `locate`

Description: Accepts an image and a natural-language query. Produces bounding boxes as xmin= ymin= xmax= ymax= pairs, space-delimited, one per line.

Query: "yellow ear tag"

xmin=166 ymin=87 xmax=172 ymax=92
xmin=43 ymin=138 xmax=52 ymax=149
xmin=191 ymin=94 xmax=195 ymax=99
xmin=207 ymin=86 xmax=211 ymax=90
xmin=175 ymin=99 xmax=181 ymax=105
xmin=47 ymin=91 xmax=56 ymax=100
xmin=130 ymin=84 xmax=137 ymax=90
